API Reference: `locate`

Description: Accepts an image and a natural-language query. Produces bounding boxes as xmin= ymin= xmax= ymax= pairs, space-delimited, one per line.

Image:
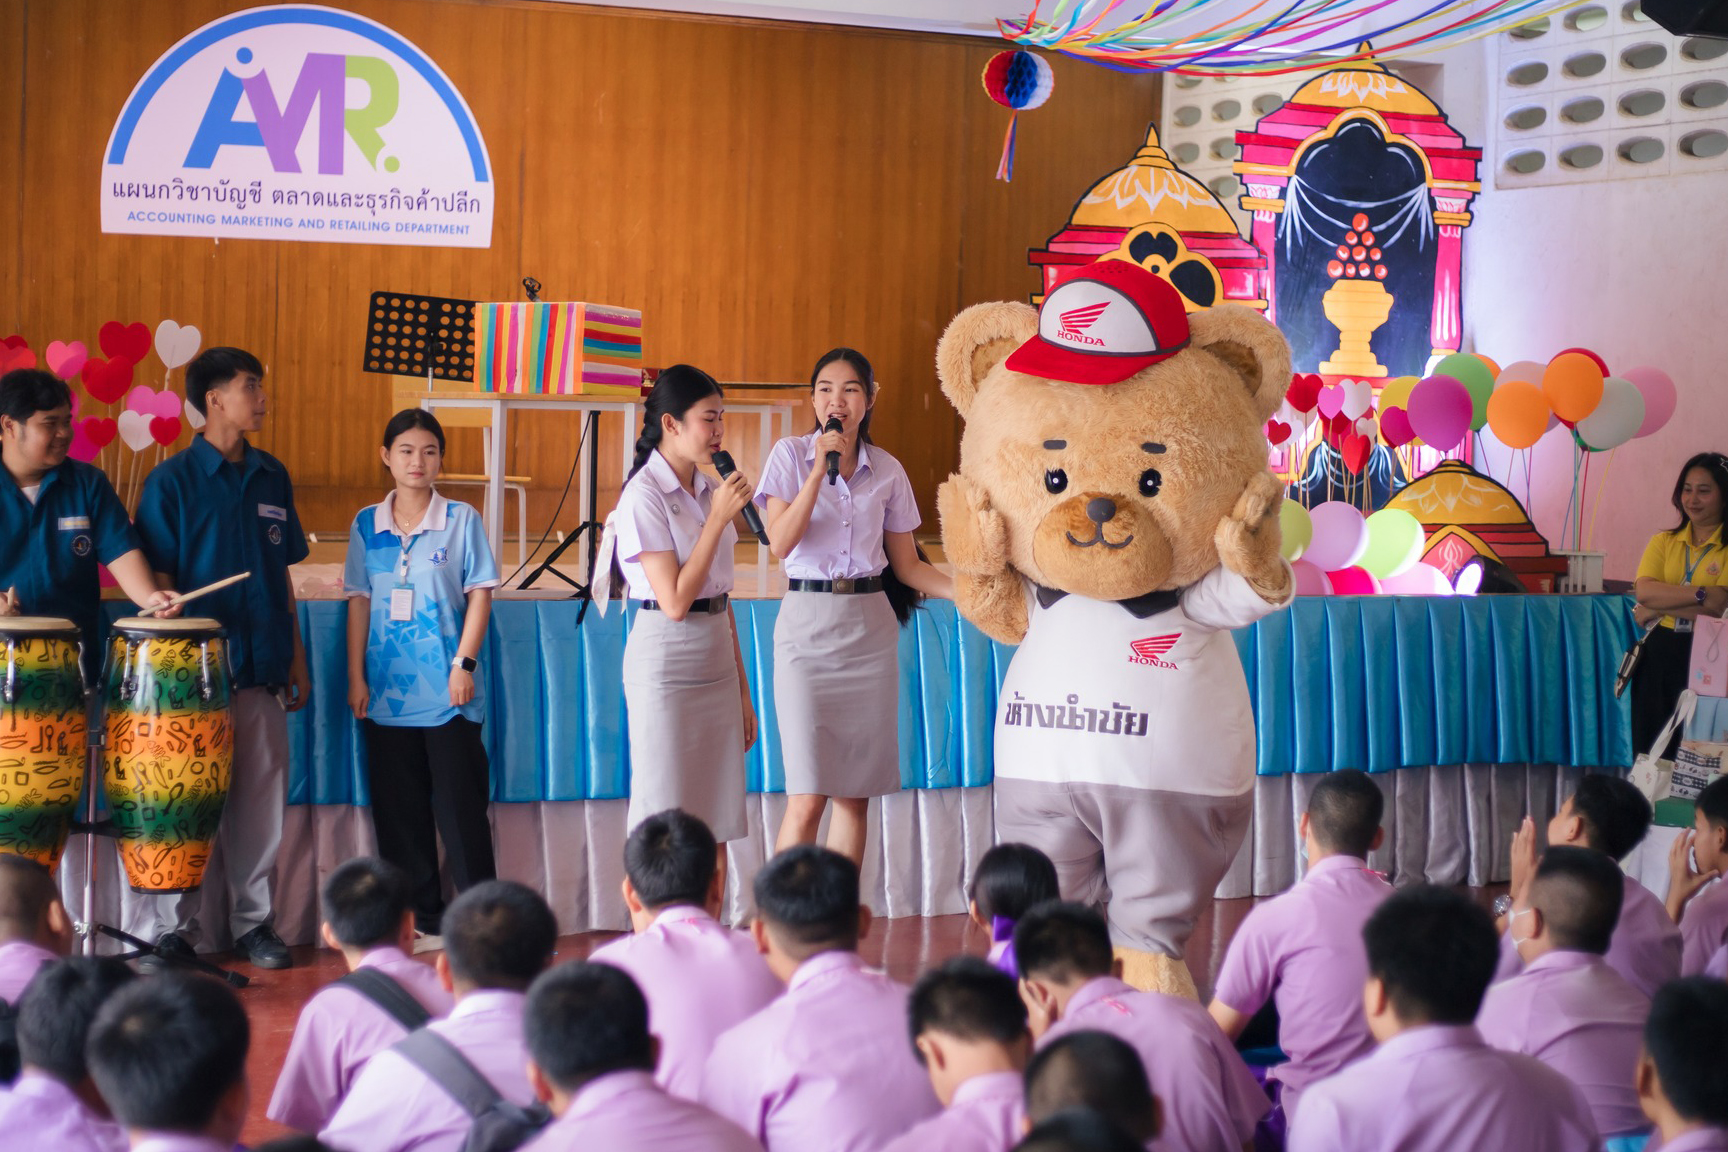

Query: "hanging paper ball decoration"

xmin=982 ymin=50 xmax=1054 ymax=183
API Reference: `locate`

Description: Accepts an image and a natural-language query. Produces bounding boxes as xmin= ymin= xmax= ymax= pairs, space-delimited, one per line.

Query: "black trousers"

xmin=363 ymin=716 xmax=497 ymax=934
xmin=1631 ymin=625 xmax=1693 ymax=761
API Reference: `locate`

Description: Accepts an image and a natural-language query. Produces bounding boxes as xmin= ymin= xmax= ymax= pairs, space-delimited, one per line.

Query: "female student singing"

xmin=613 ymin=365 xmax=757 ymax=843
xmin=344 ymin=409 xmax=499 ymax=937
xmin=755 ymin=348 xmax=952 ymax=866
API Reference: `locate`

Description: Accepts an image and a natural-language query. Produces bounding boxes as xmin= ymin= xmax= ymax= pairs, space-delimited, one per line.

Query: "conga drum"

xmin=102 ymin=617 xmax=232 ymax=893
xmin=0 ymin=617 xmax=87 ymax=869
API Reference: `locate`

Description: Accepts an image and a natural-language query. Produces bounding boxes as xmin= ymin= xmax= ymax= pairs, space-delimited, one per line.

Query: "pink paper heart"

xmin=1380 ymin=407 xmax=1415 ymax=448
xmin=46 ymin=340 xmax=88 ymax=379
xmin=68 ymin=424 xmax=99 ymax=463
xmin=1316 ymin=385 xmax=1346 ymax=420
xmin=130 ymin=385 xmax=183 ymax=420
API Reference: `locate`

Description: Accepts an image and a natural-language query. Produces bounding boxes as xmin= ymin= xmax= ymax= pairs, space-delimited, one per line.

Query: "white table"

xmin=415 ymin=391 xmax=801 ymax=591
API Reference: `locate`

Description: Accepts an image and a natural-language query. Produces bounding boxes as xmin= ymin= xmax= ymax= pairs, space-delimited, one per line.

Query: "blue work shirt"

xmin=0 ymin=458 xmax=142 ymax=678
xmin=343 ymin=490 xmax=498 ymax=727
xmin=134 ymin=434 xmax=309 ymax=689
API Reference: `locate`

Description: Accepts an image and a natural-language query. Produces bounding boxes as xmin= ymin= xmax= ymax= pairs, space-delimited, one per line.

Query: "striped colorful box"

xmin=473 ymin=302 xmax=644 ymax=395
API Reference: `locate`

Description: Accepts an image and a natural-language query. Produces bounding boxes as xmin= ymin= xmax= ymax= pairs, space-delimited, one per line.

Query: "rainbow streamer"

xmin=998 ymin=0 xmax=1596 ymax=76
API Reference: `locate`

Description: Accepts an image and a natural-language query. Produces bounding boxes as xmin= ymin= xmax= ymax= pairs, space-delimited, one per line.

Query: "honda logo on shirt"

xmin=1057 ymin=302 xmax=1110 ymax=345
xmin=1128 ymin=634 xmax=1180 ymax=668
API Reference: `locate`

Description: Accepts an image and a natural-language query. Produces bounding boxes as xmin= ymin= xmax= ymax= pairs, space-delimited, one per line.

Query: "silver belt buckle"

xmin=832 ymin=578 xmax=855 ymax=594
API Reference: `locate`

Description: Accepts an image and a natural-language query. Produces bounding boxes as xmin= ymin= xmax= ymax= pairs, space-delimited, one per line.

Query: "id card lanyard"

xmin=1677 ymin=538 xmax=1717 ymax=634
xmin=390 ymin=529 xmax=419 ymax=622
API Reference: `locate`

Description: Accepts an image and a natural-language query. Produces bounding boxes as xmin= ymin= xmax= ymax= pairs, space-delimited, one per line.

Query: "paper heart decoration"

xmin=81 ymin=417 xmax=117 ymax=449
xmin=1322 ymin=411 xmax=1354 ymax=448
xmin=1341 ymin=433 xmax=1372 ymax=474
xmin=116 ymin=410 xmax=155 ymax=452
xmin=0 ymin=344 xmax=37 ymax=373
xmin=1 ymin=335 xmax=26 ymax=350
xmin=1315 ymin=385 xmax=1346 ymax=420
xmin=1286 ymin=373 xmax=1322 ymax=414
xmin=184 ymin=398 xmax=206 ymax=430
xmin=154 ymin=320 xmax=201 ymax=370
xmin=99 ymin=321 xmax=151 ymax=364
xmin=46 ymin=340 xmax=88 ymax=379
xmin=124 ymin=384 xmax=184 ymax=419
xmin=1265 ymin=419 xmax=1292 ymax=447
xmin=1340 ymin=380 xmax=1373 ymax=421
xmin=149 ymin=415 xmax=183 ymax=446
xmin=82 ymin=356 xmax=135 ymax=404
xmin=68 ymin=424 xmax=99 ymax=463
xmin=1380 ymin=407 xmax=1416 ymax=448
xmin=1354 ymin=412 xmax=1377 ymax=437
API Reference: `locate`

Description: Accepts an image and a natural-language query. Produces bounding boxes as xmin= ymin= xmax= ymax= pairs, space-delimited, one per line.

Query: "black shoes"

xmin=137 ymin=931 xmax=196 ymax=973
xmin=234 ymin=924 xmax=293 ymax=969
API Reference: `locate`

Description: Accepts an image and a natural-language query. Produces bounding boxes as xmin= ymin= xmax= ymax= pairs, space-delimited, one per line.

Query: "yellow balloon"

xmin=1379 ymin=375 xmax=1419 ymax=414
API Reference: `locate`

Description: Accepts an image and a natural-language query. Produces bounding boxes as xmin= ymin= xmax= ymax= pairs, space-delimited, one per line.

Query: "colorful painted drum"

xmin=102 ymin=617 xmax=232 ymax=893
xmin=0 ymin=617 xmax=87 ymax=869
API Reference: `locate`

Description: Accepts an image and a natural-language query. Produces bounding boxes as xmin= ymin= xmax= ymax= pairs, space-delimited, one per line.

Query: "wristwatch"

xmin=1698 ymin=587 xmax=1709 ymax=605
xmin=1493 ymin=894 xmax=1514 ymax=918
xmin=451 ymin=655 xmax=477 ymax=673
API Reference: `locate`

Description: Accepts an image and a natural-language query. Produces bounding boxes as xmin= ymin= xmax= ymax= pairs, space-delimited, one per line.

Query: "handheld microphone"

xmin=711 ymin=450 xmax=770 ymax=546
xmin=823 ymin=416 xmax=844 ymax=485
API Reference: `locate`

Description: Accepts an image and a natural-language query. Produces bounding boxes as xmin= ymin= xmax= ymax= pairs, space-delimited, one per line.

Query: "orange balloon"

xmin=1487 ymin=379 xmax=1552 ymax=449
xmin=1472 ymin=353 xmax=1501 ymax=378
xmin=1543 ymin=352 xmax=1605 ymax=423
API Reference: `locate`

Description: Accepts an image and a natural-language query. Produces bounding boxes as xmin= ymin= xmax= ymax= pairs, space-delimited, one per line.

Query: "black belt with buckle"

xmin=639 ymin=593 xmax=730 ymax=615
xmin=787 ymin=577 xmax=884 ymax=595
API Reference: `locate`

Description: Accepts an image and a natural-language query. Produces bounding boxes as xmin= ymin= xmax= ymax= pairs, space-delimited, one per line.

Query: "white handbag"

xmin=1632 ymin=689 xmax=1697 ymax=803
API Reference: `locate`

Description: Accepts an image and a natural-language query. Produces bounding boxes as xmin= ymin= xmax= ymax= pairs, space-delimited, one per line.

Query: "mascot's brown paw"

xmin=1114 ymin=946 xmax=1199 ymax=1001
xmin=937 ymin=473 xmax=1010 ymax=578
xmin=1215 ymin=470 xmax=1293 ymax=602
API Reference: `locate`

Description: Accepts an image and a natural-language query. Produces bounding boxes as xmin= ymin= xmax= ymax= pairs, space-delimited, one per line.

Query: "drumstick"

xmin=150 ymin=572 xmax=252 ymax=615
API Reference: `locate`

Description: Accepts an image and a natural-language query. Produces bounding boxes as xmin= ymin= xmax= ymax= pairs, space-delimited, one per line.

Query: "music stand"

xmin=73 ymin=701 xmax=247 ymax=987
xmin=361 ymin=292 xmax=477 ymax=381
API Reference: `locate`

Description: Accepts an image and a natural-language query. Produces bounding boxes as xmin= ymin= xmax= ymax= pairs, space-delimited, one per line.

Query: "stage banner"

xmin=100 ymin=5 xmax=493 ymax=249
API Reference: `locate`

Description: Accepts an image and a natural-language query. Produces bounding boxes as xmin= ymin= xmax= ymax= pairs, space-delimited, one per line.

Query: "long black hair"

xmin=1671 ymin=452 xmax=1728 ymax=533
xmin=808 ymin=348 xmax=926 ymax=626
xmin=628 ymin=365 xmax=724 ymax=481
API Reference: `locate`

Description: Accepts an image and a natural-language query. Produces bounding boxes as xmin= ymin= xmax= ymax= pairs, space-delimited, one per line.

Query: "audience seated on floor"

xmin=0 ymin=956 xmax=133 ymax=1152
xmin=1634 ymin=977 xmax=1728 ymax=1152
xmin=1667 ymin=776 xmax=1728 ymax=975
xmin=1022 ymin=1031 xmax=1160 ymax=1146
xmin=968 ymin=843 xmax=1060 ymax=979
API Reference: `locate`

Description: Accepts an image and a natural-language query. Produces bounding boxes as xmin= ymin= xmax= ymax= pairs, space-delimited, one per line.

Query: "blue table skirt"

xmin=109 ymin=595 xmax=1634 ymax=806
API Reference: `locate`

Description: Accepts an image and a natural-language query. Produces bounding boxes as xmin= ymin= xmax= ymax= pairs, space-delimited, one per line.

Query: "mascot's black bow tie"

xmin=1034 ymin=586 xmax=1184 ymax=618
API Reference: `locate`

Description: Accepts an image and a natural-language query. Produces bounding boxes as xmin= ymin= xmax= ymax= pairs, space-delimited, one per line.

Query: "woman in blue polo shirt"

xmin=344 ymin=409 xmax=499 ymax=938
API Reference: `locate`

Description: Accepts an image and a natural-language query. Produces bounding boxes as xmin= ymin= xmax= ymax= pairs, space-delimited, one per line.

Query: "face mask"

xmin=1508 ymin=906 xmax=1537 ymax=951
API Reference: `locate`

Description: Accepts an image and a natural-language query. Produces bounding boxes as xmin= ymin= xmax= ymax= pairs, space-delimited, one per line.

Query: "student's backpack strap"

xmin=335 ymin=968 xmax=433 ymax=1032
xmin=392 ymin=1028 xmax=550 ymax=1152
xmin=0 ymin=996 xmax=18 ymax=1085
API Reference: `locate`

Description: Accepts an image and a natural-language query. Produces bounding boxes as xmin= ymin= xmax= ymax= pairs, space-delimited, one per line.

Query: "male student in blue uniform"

xmin=0 ymin=369 xmax=178 ymax=670
xmin=133 ymin=347 xmax=309 ymax=971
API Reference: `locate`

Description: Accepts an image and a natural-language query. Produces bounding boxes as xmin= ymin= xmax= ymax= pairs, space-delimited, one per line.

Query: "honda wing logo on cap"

xmin=1129 ymin=634 xmax=1181 ymax=668
xmin=1057 ymin=302 xmax=1110 ymax=345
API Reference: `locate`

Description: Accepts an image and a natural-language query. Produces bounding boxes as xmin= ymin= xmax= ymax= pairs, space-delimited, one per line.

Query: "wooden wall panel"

xmin=1 ymin=0 xmax=1158 ymax=535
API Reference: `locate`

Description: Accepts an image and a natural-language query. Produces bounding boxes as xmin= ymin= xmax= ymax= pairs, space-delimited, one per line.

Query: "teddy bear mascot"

xmin=936 ymin=259 xmax=1295 ymax=998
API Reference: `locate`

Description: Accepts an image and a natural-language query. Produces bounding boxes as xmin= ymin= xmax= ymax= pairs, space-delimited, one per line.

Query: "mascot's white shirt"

xmin=995 ymin=562 xmax=1292 ymax=797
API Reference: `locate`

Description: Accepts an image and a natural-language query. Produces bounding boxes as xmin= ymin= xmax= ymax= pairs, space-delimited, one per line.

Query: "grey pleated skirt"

xmin=622 ymin=608 xmax=748 ymax=842
xmin=773 ymin=589 xmax=902 ymax=798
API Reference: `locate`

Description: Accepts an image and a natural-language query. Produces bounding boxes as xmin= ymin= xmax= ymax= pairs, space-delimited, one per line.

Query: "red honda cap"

xmin=1005 ymin=260 xmax=1192 ymax=385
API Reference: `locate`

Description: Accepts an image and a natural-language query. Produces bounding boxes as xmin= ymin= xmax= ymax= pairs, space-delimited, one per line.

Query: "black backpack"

xmin=392 ymin=1028 xmax=551 ymax=1152
xmin=0 ymin=997 xmax=17 ymax=1085
xmin=334 ymin=968 xmax=433 ymax=1031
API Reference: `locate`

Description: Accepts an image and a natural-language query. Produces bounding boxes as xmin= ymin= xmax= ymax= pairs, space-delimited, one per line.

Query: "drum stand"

xmin=71 ymin=707 xmax=248 ymax=988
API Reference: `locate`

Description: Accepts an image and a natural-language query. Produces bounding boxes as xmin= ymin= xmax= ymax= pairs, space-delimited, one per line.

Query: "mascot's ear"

xmin=1187 ymin=304 xmax=1293 ymax=422
xmin=936 ymin=301 xmax=1038 ymax=418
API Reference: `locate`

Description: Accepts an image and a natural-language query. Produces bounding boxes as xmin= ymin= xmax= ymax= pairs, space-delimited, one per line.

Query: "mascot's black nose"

xmin=1086 ymin=497 xmax=1117 ymax=525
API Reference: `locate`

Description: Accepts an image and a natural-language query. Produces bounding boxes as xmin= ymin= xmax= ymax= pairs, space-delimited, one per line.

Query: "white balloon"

xmin=154 ymin=320 xmax=202 ymax=370
xmin=116 ymin=410 xmax=156 ymax=452
xmin=1576 ymin=376 xmax=1646 ymax=451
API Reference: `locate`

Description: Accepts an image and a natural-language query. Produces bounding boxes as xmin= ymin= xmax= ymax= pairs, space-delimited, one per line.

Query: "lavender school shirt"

xmin=0 ymin=940 xmax=57 ymax=1004
xmin=0 ymin=1071 xmax=126 ymax=1152
xmin=1289 ymin=1024 xmax=1601 ymax=1152
xmin=752 ymin=434 xmax=920 ymax=581
xmin=588 ymin=905 xmax=783 ymax=1101
xmin=1211 ymin=853 xmax=1393 ymax=1120
xmin=1496 ymin=873 xmax=1681 ymax=1000
xmin=1680 ymin=880 xmax=1728 ymax=976
xmin=1040 ymin=975 xmax=1269 ymax=1152
xmin=876 ymin=1071 xmax=1026 ymax=1152
xmin=1477 ymin=950 xmax=1651 ymax=1137
xmin=530 ymin=1070 xmax=762 ymax=1152
xmin=267 ymin=945 xmax=456 ymax=1132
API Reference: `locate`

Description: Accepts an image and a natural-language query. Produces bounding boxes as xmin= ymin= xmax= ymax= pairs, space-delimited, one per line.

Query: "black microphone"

xmin=824 ymin=416 xmax=844 ymax=485
xmin=711 ymin=450 xmax=769 ymax=546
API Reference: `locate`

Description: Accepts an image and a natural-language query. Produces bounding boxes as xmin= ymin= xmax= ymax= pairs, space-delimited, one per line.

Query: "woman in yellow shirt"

xmin=1633 ymin=453 xmax=1728 ymax=756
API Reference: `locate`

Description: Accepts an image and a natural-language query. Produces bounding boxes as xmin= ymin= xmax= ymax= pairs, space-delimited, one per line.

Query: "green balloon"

xmin=1279 ymin=499 xmax=1312 ymax=563
xmin=1360 ymin=509 xmax=1426 ymax=579
xmin=1436 ymin=353 xmax=1495 ymax=431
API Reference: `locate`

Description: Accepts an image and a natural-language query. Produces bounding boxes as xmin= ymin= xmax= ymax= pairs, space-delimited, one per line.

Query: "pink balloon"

xmin=1407 ymin=375 xmax=1473 ymax=451
xmin=1383 ymin=562 xmax=1454 ymax=596
xmin=1326 ymin=566 xmax=1383 ymax=595
xmin=1305 ymin=502 xmax=1370 ymax=571
xmin=1622 ymin=365 xmax=1677 ymax=438
xmin=1291 ymin=560 xmax=1332 ymax=596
